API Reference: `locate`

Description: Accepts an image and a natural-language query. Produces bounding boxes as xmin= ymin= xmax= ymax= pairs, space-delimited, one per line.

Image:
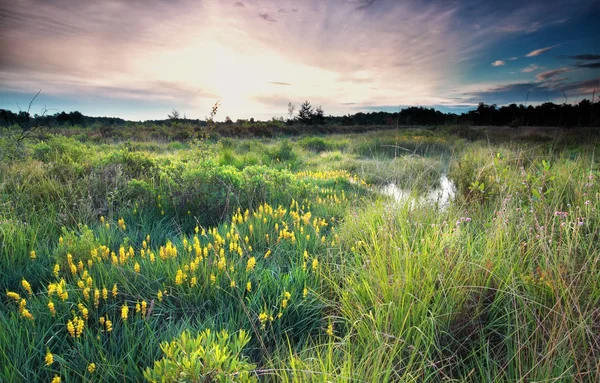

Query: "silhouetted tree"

xmin=298 ymin=101 xmax=314 ymax=124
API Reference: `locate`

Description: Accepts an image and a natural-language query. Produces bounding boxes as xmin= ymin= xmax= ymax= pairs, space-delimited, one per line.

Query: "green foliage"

xmin=144 ymin=329 xmax=257 ymax=383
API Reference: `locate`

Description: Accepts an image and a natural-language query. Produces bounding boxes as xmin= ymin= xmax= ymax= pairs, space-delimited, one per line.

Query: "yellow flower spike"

xmin=230 ymin=280 xmax=236 ymax=288
xmin=59 ymin=236 xmax=63 ymax=245
xmin=246 ymin=257 xmax=256 ymax=272
xmin=112 ymin=284 xmax=118 ymax=298
xmin=21 ymin=279 xmax=33 ymax=295
xmin=51 ymin=374 xmax=61 ymax=383
xmin=53 ymin=264 xmax=60 ymax=277
xmin=210 ymin=274 xmax=216 ymax=284
xmin=121 ymin=304 xmax=129 ymax=321
xmin=326 ymin=322 xmax=334 ymax=337
xmin=100 ymin=216 xmax=105 ymax=224
xmin=141 ymin=300 xmax=147 ymax=317
xmin=30 ymin=250 xmax=36 ymax=260
xmin=282 ymin=299 xmax=288 ymax=309
xmin=157 ymin=290 xmax=163 ymax=302
xmin=134 ymin=262 xmax=140 ymax=273
xmin=45 ymin=349 xmax=53 ymax=366
xmin=135 ymin=302 xmax=141 ymax=313
xmin=7 ymin=291 xmax=20 ymax=301
xmin=67 ymin=320 xmax=75 ymax=337
xmin=102 ymin=287 xmax=108 ymax=300
xmin=303 ymin=288 xmax=308 ymax=298
xmin=190 ymin=277 xmax=197 ymax=287
xmin=105 ymin=317 xmax=113 ymax=332
xmin=246 ymin=281 xmax=252 ymax=292
xmin=312 ymin=258 xmax=319 ymax=270
xmin=87 ymin=363 xmax=96 ymax=374
xmin=48 ymin=301 xmax=56 ymax=316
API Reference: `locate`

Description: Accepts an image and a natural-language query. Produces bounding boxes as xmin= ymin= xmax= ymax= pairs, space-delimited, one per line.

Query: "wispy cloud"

xmin=492 ymin=60 xmax=506 ymax=67
xmin=521 ymin=64 xmax=539 ymax=73
xmin=0 ymin=0 xmax=597 ymax=119
xmin=536 ymin=67 xmax=570 ymax=80
xmin=576 ymin=62 xmax=600 ymax=69
xmin=568 ymin=54 xmax=600 ymax=60
xmin=526 ymin=45 xmax=559 ymax=57
xmin=258 ymin=12 xmax=277 ymax=23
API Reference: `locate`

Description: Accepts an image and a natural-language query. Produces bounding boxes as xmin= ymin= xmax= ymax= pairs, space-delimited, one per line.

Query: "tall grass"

xmin=1 ymin=130 xmax=598 ymax=382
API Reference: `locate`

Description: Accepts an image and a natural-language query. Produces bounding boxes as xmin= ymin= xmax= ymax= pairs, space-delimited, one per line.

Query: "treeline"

xmin=1 ymin=100 xmax=599 ymax=132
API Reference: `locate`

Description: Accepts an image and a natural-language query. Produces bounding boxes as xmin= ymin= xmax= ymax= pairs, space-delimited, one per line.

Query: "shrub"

xmin=144 ymin=329 xmax=256 ymax=383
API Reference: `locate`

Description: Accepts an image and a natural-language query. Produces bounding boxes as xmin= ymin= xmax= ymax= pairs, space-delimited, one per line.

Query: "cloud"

xmin=526 ymin=45 xmax=559 ymax=57
xmin=258 ymin=12 xmax=276 ymax=23
xmin=507 ymin=57 xmax=518 ymax=61
xmin=536 ymin=67 xmax=570 ymax=80
xmin=492 ymin=60 xmax=506 ymax=67
xmin=521 ymin=64 xmax=539 ymax=73
xmin=0 ymin=0 xmax=598 ymax=119
xmin=576 ymin=62 xmax=600 ymax=69
xmin=568 ymin=54 xmax=600 ymax=60
xmin=268 ymin=81 xmax=292 ymax=86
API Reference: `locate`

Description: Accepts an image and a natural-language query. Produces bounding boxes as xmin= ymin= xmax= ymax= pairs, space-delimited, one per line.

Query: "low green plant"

xmin=143 ymin=329 xmax=257 ymax=383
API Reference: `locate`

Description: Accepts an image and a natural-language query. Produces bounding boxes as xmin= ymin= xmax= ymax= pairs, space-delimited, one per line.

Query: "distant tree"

xmin=168 ymin=109 xmax=181 ymax=120
xmin=287 ymin=102 xmax=296 ymax=120
xmin=224 ymin=116 xmax=233 ymax=124
xmin=298 ymin=101 xmax=314 ymax=124
xmin=315 ymin=106 xmax=325 ymax=124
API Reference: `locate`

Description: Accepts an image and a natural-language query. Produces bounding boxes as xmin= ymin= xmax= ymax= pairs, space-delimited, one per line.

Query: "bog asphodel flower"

xmin=246 ymin=281 xmax=252 ymax=292
xmin=246 ymin=257 xmax=256 ymax=272
xmin=121 ymin=304 xmax=129 ymax=321
xmin=45 ymin=349 xmax=54 ymax=366
xmin=112 ymin=284 xmax=118 ymax=298
xmin=51 ymin=374 xmax=61 ymax=383
xmin=21 ymin=279 xmax=33 ymax=295
xmin=87 ymin=363 xmax=96 ymax=373
xmin=48 ymin=301 xmax=56 ymax=316
xmin=29 ymin=250 xmax=36 ymax=260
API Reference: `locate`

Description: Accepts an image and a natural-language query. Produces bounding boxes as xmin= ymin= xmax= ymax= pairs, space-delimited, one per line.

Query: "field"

xmin=1 ymin=127 xmax=599 ymax=382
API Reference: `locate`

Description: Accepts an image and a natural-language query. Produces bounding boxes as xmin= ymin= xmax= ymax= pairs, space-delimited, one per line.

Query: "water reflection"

xmin=381 ymin=175 xmax=456 ymax=210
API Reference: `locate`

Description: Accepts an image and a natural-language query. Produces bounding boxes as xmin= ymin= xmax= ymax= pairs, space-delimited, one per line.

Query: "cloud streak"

xmin=526 ymin=45 xmax=559 ymax=57
xmin=536 ymin=68 xmax=570 ymax=80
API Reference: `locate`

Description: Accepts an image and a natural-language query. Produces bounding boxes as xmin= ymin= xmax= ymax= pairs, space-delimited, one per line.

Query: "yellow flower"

xmin=7 ymin=291 xmax=20 ymax=301
xmin=210 ymin=274 xmax=216 ymax=284
xmin=303 ymin=288 xmax=308 ymax=298
xmin=326 ymin=322 xmax=334 ymax=337
xmin=230 ymin=280 xmax=236 ymax=288
xmin=45 ymin=349 xmax=54 ymax=366
xmin=264 ymin=249 xmax=271 ymax=259
xmin=51 ymin=374 xmax=61 ymax=383
xmin=282 ymin=299 xmax=288 ymax=309
xmin=283 ymin=291 xmax=291 ymax=300
xmin=87 ymin=363 xmax=96 ymax=373
xmin=157 ymin=290 xmax=163 ymax=302
xmin=112 ymin=284 xmax=118 ymax=298
xmin=312 ymin=258 xmax=319 ymax=270
xmin=21 ymin=279 xmax=33 ymax=295
xmin=21 ymin=308 xmax=34 ymax=321
xmin=246 ymin=257 xmax=256 ymax=272
xmin=59 ymin=236 xmax=64 ymax=245
xmin=100 ymin=216 xmax=105 ymax=224
xmin=104 ymin=317 xmax=113 ymax=332
xmin=53 ymin=264 xmax=60 ymax=277
xmin=134 ymin=262 xmax=140 ymax=273
xmin=48 ymin=301 xmax=56 ymax=316
xmin=30 ymin=250 xmax=36 ymax=260
xmin=246 ymin=281 xmax=252 ymax=292
xmin=121 ymin=304 xmax=129 ymax=321
xmin=67 ymin=320 xmax=76 ymax=337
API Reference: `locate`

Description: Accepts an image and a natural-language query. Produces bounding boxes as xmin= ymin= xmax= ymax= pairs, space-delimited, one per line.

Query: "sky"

xmin=1 ymin=0 xmax=599 ymax=121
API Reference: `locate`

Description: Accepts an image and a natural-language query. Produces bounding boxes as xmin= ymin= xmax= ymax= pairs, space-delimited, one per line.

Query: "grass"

xmin=0 ymin=127 xmax=599 ymax=382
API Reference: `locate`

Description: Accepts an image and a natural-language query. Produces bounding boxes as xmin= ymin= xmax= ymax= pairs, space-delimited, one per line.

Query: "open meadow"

xmin=1 ymin=126 xmax=599 ymax=382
